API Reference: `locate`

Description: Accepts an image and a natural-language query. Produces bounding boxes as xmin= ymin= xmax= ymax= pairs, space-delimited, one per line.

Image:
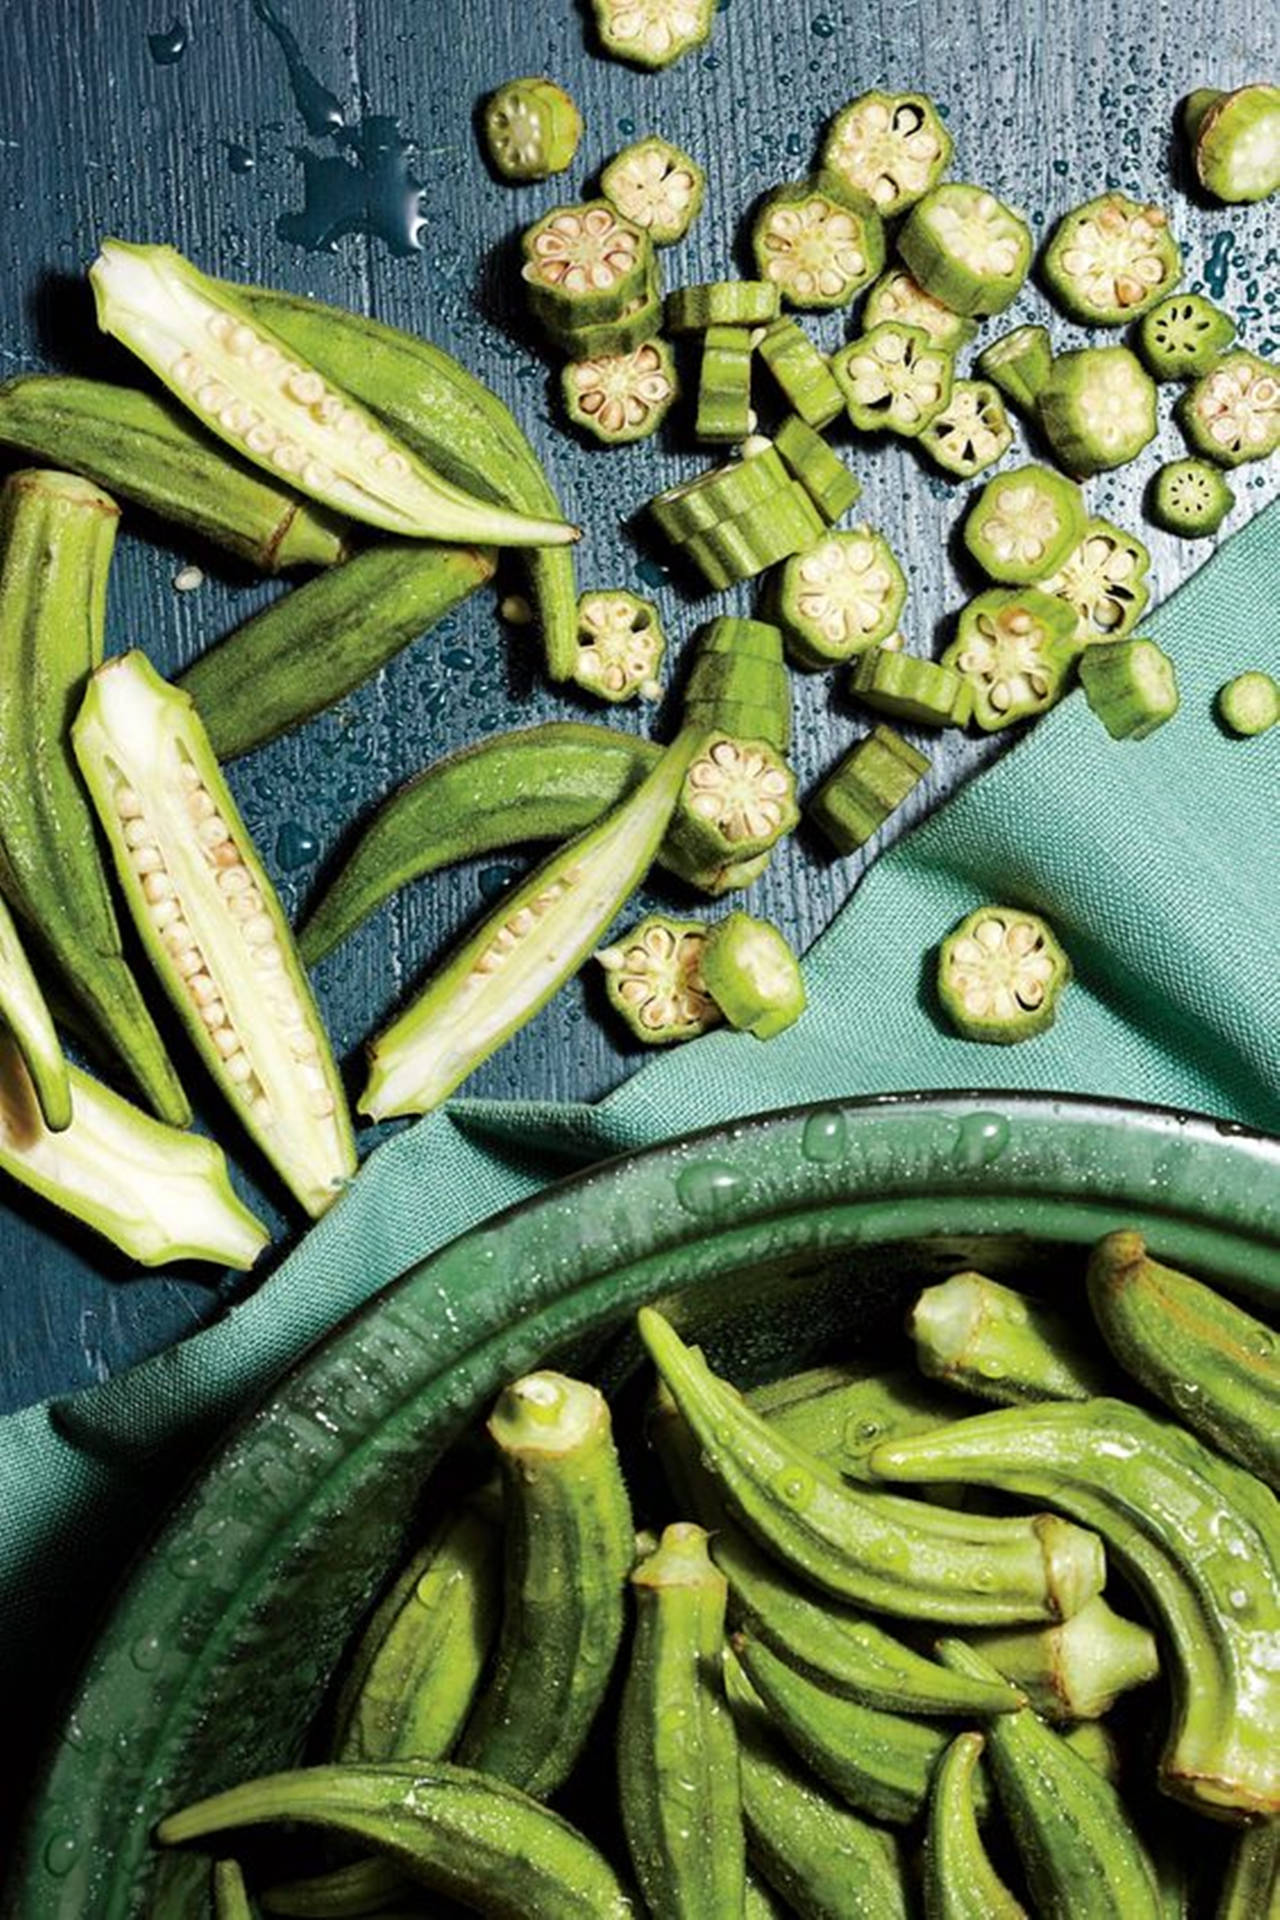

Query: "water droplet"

xmin=1226 ymin=1586 xmax=1254 ymax=1617
xmin=848 ymin=1416 xmax=883 ymax=1450
xmin=774 ymin=1468 xmax=814 ymax=1507
xmin=227 ymin=142 xmax=256 ymax=175
xmin=1204 ymin=230 xmax=1235 ymax=301
xmin=810 ymin=13 xmax=836 ymax=35
xmin=978 ymin=1358 xmax=1006 ymax=1380
xmin=635 ymin=556 xmax=670 ymax=589
xmin=801 ymin=1108 xmax=847 ymax=1165
xmin=147 ymin=19 xmax=189 ymax=64
xmin=44 ymin=1834 xmax=78 ymax=1876
xmin=676 ymin=1161 xmax=748 ymax=1215
xmin=442 ymin=646 xmax=474 ymax=671
xmin=130 ymin=1633 xmax=163 ymax=1671
xmin=478 ymin=862 xmax=522 ymax=902
xmin=276 ymin=819 xmax=319 ymax=868
xmin=952 ymin=1112 xmax=1011 ymax=1170
xmin=712 ymin=1422 xmax=734 ymax=1448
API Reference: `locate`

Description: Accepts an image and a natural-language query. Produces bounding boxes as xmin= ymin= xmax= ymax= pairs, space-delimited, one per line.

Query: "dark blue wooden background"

xmin=0 ymin=0 xmax=1276 ymax=1411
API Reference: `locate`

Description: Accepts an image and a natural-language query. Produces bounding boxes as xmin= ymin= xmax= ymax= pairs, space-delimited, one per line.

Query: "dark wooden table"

xmin=1 ymin=0 xmax=1276 ymax=1411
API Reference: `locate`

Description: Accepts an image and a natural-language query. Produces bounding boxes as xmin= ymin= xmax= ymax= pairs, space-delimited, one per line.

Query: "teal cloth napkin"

xmin=2 ymin=504 xmax=1277 ymax=1725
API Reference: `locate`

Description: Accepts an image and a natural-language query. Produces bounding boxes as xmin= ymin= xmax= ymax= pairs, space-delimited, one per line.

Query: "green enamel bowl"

xmin=10 ymin=1091 xmax=1280 ymax=1917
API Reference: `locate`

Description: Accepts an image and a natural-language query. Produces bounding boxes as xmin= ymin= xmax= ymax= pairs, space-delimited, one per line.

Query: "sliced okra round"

xmin=861 ymin=267 xmax=976 ymax=351
xmin=649 ymin=439 xmax=789 ymax=541
xmin=1043 ymin=193 xmax=1181 ymax=325
xmin=522 ymin=201 xmax=651 ymax=326
xmin=597 ymin=914 xmax=720 ymax=1044
xmin=483 ymin=77 xmax=582 ymax=182
xmin=807 ymin=725 xmax=930 ymax=855
xmin=751 ymin=175 xmax=885 ymax=311
xmin=938 ymin=906 xmax=1071 ymax=1044
xmin=1038 ymin=517 xmax=1150 ymax=645
xmin=920 ymin=379 xmax=1013 ymax=480
xmin=573 ymin=590 xmax=665 ymax=703
xmin=852 ymin=648 xmax=973 ymax=728
xmin=562 ymin=337 xmax=678 ymax=445
xmin=1186 ymin=83 xmax=1280 ymax=203
xmin=820 ymin=91 xmax=953 ymax=217
xmin=975 ymin=324 xmax=1053 ymax=414
xmin=1135 ymin=292 xmax=1236 ymax=381
xmin=777 ymin=528 xmax=907 ymax=669
xmin=1218 ymin=670 xmax=1279 ymax=737
xmin=601 ymin=136 xmax=705 ymax=245
xmin=1176 ymin=350 xmax=1280 ymax=467
xmin=542 ymin=261 xmax=664 ymax=359
xmin=773 ymin=414 xmax=861 ymax=522
xmin=1038 ymin=346 xmax=1158 ymax=475
xmin=1077 ymin=637 xmax=1180 ymax=740
xmin=1149 ymin=457 xmax=1235 ymax=538
xmin=696 ymin=324 xmax=755 ymax=444
xmin=701 ymin=912 xmax=806 ymax=1039
xmin=757 ymin=319 xmax=845 ymax=429
xmin=669 ymin=733 xmax=800 ymax=870
xmin=832 ymin=322 xmax=954 ymax=437
xmin=898 ymin=183 xmax=1033 ymax=316
xmin=665 ymin=280 xmax=781 ymax=332
xmin=943 ymin=586 xmax=1080 ymax=731
xmin=963 ymin=464 xmax=1088 ymax=586
xmin=682 ymin=483 xmax=827 ymax=588
xmin=591 ymin=0 xmax=715 ymax=69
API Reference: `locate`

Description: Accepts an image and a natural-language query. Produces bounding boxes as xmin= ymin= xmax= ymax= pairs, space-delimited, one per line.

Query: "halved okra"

xmin=696 ymin=324 xmax=755 ymax=443
xmin=773 ymin=415 xmax=861 ymax=522
xmin=1038 ymin=517 xmax=1151 ymax=644
xmin=911 ymin=1271 xmax=1111 ymax=1404
xmin=776 ymin=528 xmax=906 ymax=668
xmin=832 ymin=323 xmax=954 ymax=437
xmin=562 ymin=337 xmax=679 ymax=445
xmin=591 ymin=0 xmax=714 ymax=68
xmin=751 ymin=175 xmax=885 ymax=310
xmin=964 ymin=1593 xmax=1160 ymax=1721
xmin=522 ymin=200 xmax=652 ymax=329
xmin=1135 ymin=292 xmax=1236 ymax=380
xmin=852 ymin=647 xmax=973 ymax=728
xmin=924 ymin=1733 xmax=1026 ymax=1920
xmin=1149 ymin=457 xmax=1234 ymax=538
xmin=701 ymin=912 xmax=805 ymax=1038
xmin=1038 ymin=346 xmax=1158 ymax=475
xmin=90 ymin=241 xmax=576 ymax=548
xmin=1176 ymin=350 xmax=1280 ymax=467
xmin=596 ymin=914 xmax=720 ymax=1045
xmin=919 ymin=378 xmax=1013 ymax=480
xmin=1042 ymin=193 xmax=1181 ymax=325
xmin=898 ymin=183 xmax=1033 ymax=315
xmin=821 ymin=91 xmax=953 ymax=217
xmin=807 ymin=726 xmax=930 ymax=854
xmin=937 ymin=906 xmax=1071 ymax=1043
xmin=1184 ymin=83 xmax=1280 ymax=203
xmin=482 ymin=76 xmax=582 ymax=182
xmin=861 ymin=267 xmax=977 ymax=351
xmin=975 ymin=324 xmax=1054 ymax=414
xmin=572 ymin=589 xmax=665 ymax=703
xmin=0 ymin=893 xmax=70 ymax=1131
xmin=73 ymin=652 xmax=356 ymax=1217
xmin=601 ymin=136 xmax=705 ymax=245
xmin=1077 ymin=637 xmax=1180 ymax=740
xmin=757 ymin=319 xmax=846 ymax=428
xmin=963 ymin=466 xmax=1088 ymax=586
xmin=1218 ymin=669 xmax=1280 ymax=737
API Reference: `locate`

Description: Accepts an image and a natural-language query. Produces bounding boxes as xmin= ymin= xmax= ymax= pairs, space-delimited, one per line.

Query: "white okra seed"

xmin=178 ymin=762 xmax=201 ymax=791
xmin=212 ymin=1026 xmax=241 ymax=1059
xmin=307 ymin=1089 xmax=336 ymax=1118
xmin=115 ymin=784 xmax=143 ymax=819
xmin=241 ymin=914 xmax=275 ymax=946
xmin=131 ymin=845 xmax=163 ymax=876
xmin=143 ymin=870 xmax=174 ymax=904
xmin=186 ymin=789 xmax=216 ymax=822
xmin=251 ymin=945 xmax=284 ymax=972
xmin=217 ymin=865 xmax=252 ymax=895
xmin=150 ymin=897 xmax=179 ymax=932
xmin=174 ymin=947 xmax=205 ymax=980
xmin=224 ymin=1052 xmax=254 ymax=1084
xmin=197 ymin=814 xmax=230 ymax=847
xmin=200 ymin=1001 xmax=228 ymax=1030
xmin=187 ymin=972 xmax=218 ymax=1007
xmin=228 ymin=890 xmax=263 ymax=920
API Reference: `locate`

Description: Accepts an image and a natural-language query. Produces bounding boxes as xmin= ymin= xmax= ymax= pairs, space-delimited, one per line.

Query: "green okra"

xmin=919 ymin=378 xmax=1013 ymax=479
xmin=523 ymin=201 xmax=651 ymax=330
xmin=695 ymin=323 xmax=754 ymax=443
xmin=591 ymin=0 xmax=715 ymax=69
xmin=457 ymin=1372 xmax=634 ymax=1797
xmin=1038 ymin=517 xmax=1151 ymax=646
xmin=1042 ymin=193 xmax=1181 ymax=325
xmin=937 ymin=906 xmax=1072 ymax=1045
xmin=758 ymin=319 xmax=846 ymax=428
xmin=0 ymin=469 xmax=189 ymax=1125
xmin=821 ymin=91 xmax=953 ymax=218
xmin=1038 ymin=346 xmax=1158 ymax=475
xmin=562 ymin=338 xmax=679 ymax=446
xmin=0 ymin=374 xmax=347 ymax=571
xmin=596 ymin=914 xmax=721 ymax=1045
xmin=360 ymin=733 xmax=699 ymax=1120
xmin=663 ymin=733 xmax=799 ymax=877
xmin=260 ymin=1856 xmax=417 ymax=1916
xmin=648 ymin=438 xmax=790 ymax=539
xmin=74 ymin=652 xmax=356 ymax=1218
xmin=542 ymin=260 xmax=665 ymax=360
xmin=851 ymin=647 xmax=973 ymax=728
xmin=975 ymin=324 xmax=1053 ymax=413
xmin=1149 ymin=458 xmax=1234 ymax=538
xmin=924 ymin=1733 xmax=1027 ymax=1920
xmin=601 ymin=137 xmax=705 ymax=246
xmin=666 ymin=281 xmax=781 ymax=331
xmin=214 ymin=1860 xmax=254 ymax=1920
xmin=964 ymin=1593 xmax=1160 ymax=1721
xmin=1176 ymin=351 xmax=1280 ymax=467
xmin=1135 ymin=294 xmax=1237 ymax=381
xmin=1185 ymin=84 xmax=1280 ymax=203
xmin=751 ymin=174 xmax=885 ymax=310
xmin=1218 ymin=670 xmax=1279 ymax=737
xmin=1058 ymin=1719 xmax=1124 ymax=1788
xmin=962 ymin=465 xmax=1088 ymax=586
xmin=617 ymin=1523 xmax=746 ymax=1919
xmin=1086 ymin=1229 xmax=1280 ymax=1490
xmin=572 ymin=590 xmax=666 ymax=704
xmin=943 ymin=589 xmax=1080 ymax=732
xmin=897 ymin=183 xmax=1033 ymax=315
xmin=483 ymin=77 xmax=582 ymax=182
xmin=909 ymin=1270 xmax=1112 ymax=1404
xmin=0 ymin=1031 xmax=267 ymax=1268
xmin=1078 ymin=637 xmax=1180 ymax=740
xmin=861 ymin=267 xmax=977 ymax=350
xmin=680 ymin=483 xmax=827 ymax=588
xmin=747 ymin=1362 xmax=967 ymax=1478
xmin=1215 ymin=1820 xmax=1280 ymax=1919
xmin=773 ymin=414 xmax=862 ymax=522
xmin=180 ymin=541 xmax=496 ymax=760
xmin=91 ymin=242 xmax=577 ymax=549
xmin=744 ymin=1873 xmax=789 ymax=1917
xmin=776 ymin=528 xmax=906 ymax=669
xmin=158 ymin=1763 xmax=633 ymax=1918
xmin=638 ymin=1308 xmax=1106 ymax=1625
xmin=872 ymin=1401 xmax=1280 ymax=1820
xmin=0 ymin=890 xmax=71 ymax=1132
xmin=832 ymin=323 xmax=954 ymax=437
xmin=807 ymin=727 xmax=930 ymax=854
xmin=700 ymin=911 xmax=806 ymax=1038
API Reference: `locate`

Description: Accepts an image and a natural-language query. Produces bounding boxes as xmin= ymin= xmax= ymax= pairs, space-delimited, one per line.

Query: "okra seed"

xmin=228 ymin=889 xmax=263 ymax=920
xmin=287 ymin=369 xmax=325 ymax=405
xmin=131 ymin=845 xmax=164 ymax=876
xmin=186 ymin=790 xmax=216 ymax=823
xmin=142 ymin=870 xmax=174 ymax=904
xmin=163 ymin=919 xmax=196 ymax=955
xmin=200 ymin=1001 xmax=228 ymax=1030
xmin=178 ymin=762 xmax=201 ymax=791
xmin=241 ymin=915 xmax=275 ymax=946
xmin=250 ymin=945 xmax=283 ymax=971
xmin=212 ymin=1026 xmax=241 ymax=1059
xmin=115 ymin=785 xmax=143 ymax=820
xmin=248 ymin=343 xmax=281 ymax=375
xmin=224 ymin=1052 xmax=253 ymax=1084
xmin=217 ymin=866 xmax=252 ymax=895
xmin=174 ymin=946 xmax=205 ymax=980
xmin=124 ymin=818 xmax=156 ymax=850
xmin=151 ymin=898 xmax=179 ymax=932
xmin=246 ymin=423 xmax=279 ymax=456
xmin=187 ymin=972 xmax=218 ymax=1006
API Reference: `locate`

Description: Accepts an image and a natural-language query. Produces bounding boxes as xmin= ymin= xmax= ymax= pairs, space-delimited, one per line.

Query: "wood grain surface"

xmin=0 ymin=0 xmax=1276 ymax=1409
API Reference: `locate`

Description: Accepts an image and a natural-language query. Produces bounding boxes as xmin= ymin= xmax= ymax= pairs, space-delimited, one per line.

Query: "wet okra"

xmin=666 ymin=734 xmax=799 ymax=875
xmin=1215 ymin=1820 xmax=1280 ymax=1918
xmin=751 ymin=175 xmax=885 ymax=310
xmin=695 ymin=324 xmax=754 ymax=443
xmin=747 ymin=1362 xmax=966 ymax=1479
xmin=1042 ymin=193 xmax=1181 ymax=324
xmin=73 ymin=651 xmax=356 ymax=1217
xmin=1038 ymin=517 xmax=1151 ymax=644
xmin=937 ymin=906 xmax=1071 ymax=1043
xmin=1184 ymin=83 xmax=1280 ymax=203
xmin=700 ymin=912 xmax=806 ymax=1038
xmin=821 ymin=91 xmax=953 ymax=217
xmin=648 ymin=437 xmax=789 ymax=539
xmin=776 ymin=529 xmax=907 ymax=668
xmin=807 ymin=726 xmax=930 ymax=854
xmin=681 ymin=616 xmax=792 ymax=749
xmin=974 ymin=323 xmax=1054 ymax=415
xmin=923 ymin=1733 xmax=1026 ymax=1920
xmin=898 ymin=183 xmax=1033 ymax=315
xmin=861 ymin=268 xmax=977 ymax=352
xmin=919 ymin=378 xmax=1013 ymax=479
xmin=522 ymin=201 xmax=651 ymax=330
xmin=543 ymin=260 xmax=665 ymax=360
xmin=832 ymin=322 xmax=954 ymax=437
xmin=596 ymin=914 xmax=720 ymax=1044
xmin=0 ymin=893 xmax=70 ymax=1132
xmin=757 ymin=319 xmax=846 ymax=429
xmin=852 ymin=647 xmax=973 ymax=728
xmin=562 ymin=337 xmax=679 ymax=445
xmin=212 ymin=1859 xmax=253 ymax=1920
xmin=1077 ymin=637 xmax=1180 ymax=740
xmin=942 ymin=588 xmax=1080 ymax=730
xmin=1135 ymin=293 xmax=1237 ymax=381
xmin=483 ymin=77 xmax=582 ymax=182
xmin=571 ymin=590 xmax=665 ymax=702
xmin=1149 ymin=457 xmax=1235 ymax=538
xmin=261 ymin=1855 xmax=416 ymax=1915
xmin=665 ymin=280 xmax=781 ymax=331
xmin=773 ymin=414 xmax=862 ymax=522
xmin=964 ymin=1592 xmax=1160 ymax=1722
xmin=910 ymin=1271 xmax=1112 ymax=1404
xmin=601 ymin=137 xmax=705 ymax=245
xmin=679 ymin=484 xmax=827 ymax=588
xmin=591 ymin=0 xmax=714 ymax=68
xmin=1176 ymin=350 xmax=1280 ymax=467
xmin=963 ymin=465 xmax=1088 ymax=585
xmin=1217 ymin=669 xmax=1279 ymax=737
xmin=1038 ymin=346 xmax=1158 ymax=474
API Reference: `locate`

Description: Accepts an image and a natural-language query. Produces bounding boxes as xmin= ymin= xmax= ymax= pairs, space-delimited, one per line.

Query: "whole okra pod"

xmin=909 ymin=1270 xmax=1113 ymax=1405
xmin=923 ymin=1733 xmax=1026 ymax=1920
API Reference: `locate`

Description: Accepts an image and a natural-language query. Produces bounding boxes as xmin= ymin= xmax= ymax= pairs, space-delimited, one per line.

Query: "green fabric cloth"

xmin=2 ymin=504 xmax=1277 ymax=1733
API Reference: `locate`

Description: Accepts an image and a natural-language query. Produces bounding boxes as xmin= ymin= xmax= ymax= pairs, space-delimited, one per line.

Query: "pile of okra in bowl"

xmin=8 ymin=1092 xmax=1280 ymax=1919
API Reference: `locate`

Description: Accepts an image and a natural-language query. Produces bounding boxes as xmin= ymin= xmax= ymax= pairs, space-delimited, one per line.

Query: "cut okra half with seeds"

xmin=1185 ymin=83 xmax=1280 ymax=203
xmin=938 ymin=906 xmax=1071 ymax=1044
xmin=597 ymin=915 xmax=720 ymax=1044
xmin=820 ymin=91 xmax=953 ymax=217
xmin=1042 ymin=193 xmax=1181 ymax=325
xmin=750 ymin=176 xmax=885 ymax=310
xmin=1038 ymin=518 xmax=1150 ymax=645
xmin=522 ymin=201 xmax=651 ymax=328
xmin=73 ymin=651 xmax=356 ymax=1218
xmin=776 ymin=529 xmax=907 ymax=669
xmin=963 ymin=465 xmax=1088 ymax=586
xmin=591 ymin=0 xmax=715 ymax=69
xmin=573 ymin=591 xmax=665 ymax=703
xmin=1078 ymin=637 xmax=1180 ymax=740
xmin=1038 ymin=346 xmax=1158 ymax=475
xmin=89 ymin=241 xmax=576 ymax=549
xmin=701 ymin=912 xmax=806 ymax=1039
xmin=832 ymin=323 xmax=954 ymax=438
xmin=861 ymin=268 xmax=977 ymax=352
xmin=1176 ymin=350 xmax=1280 ymax=467
xmin=1218 ymin=670 xmax=1279 ymax=737
xmin=919 ymin=379 xmax=1013 ymax=480
xmin=482 ymin=77 xmax=582 ymax=182
xmin=898 ymin=184 xmax=1033 ymax=316
xmin=667 ymin=733 xmax=800 ymax=872
xmin=562 ymin=339 xmax=678 ymax=446
xmin=601 ymin=137 xmax=705 ymax=245
xmin=975 ymin=324 xmax=1054 ymax=414
xmin=942 ymin=587 xmax=1080 ymax=732
xmin=1135 ymin=293 xmax=1236 ymax=381
xmin=1149 ymin=458 xmax=1235 ymax=538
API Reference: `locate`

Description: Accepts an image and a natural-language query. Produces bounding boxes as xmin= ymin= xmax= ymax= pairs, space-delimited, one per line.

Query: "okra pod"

xmin=179 ymin=541 xmax=496 ymax=760
xmin=910 ymin=1271 xmax=1112 ymax=1404
xmin=0 ymin=890 xmax=71 ymax=1131
xmin=261 ymin=1855 xmax=417 ymax=1915
xmin=213 ymin=1859 xmax=254 ymax=1920
xmin=963 ymin=1593 xmax=1160 ymax=1720
xmin=923 ymin=1733 xmax=1027 ymax=1920
xmin=158 ymin=1763 xmax=634 ymax=1918
xmin=0 ymin=469 xmax=190 ymax=1124
xmin=747 ymin=1363 xmax=966 ymax=1479
xmin=1215 ymin=1820 xmax=1280 ymax=1918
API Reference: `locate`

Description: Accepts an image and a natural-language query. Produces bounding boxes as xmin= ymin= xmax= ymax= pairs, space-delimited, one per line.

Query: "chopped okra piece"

xmin=684 ymin=635 xmax=791 ymax=743
xmin=668 ymin=733 xmax=800 ymax=871
xmin=807 ymin=725 xmax=930 ymax=854
xmin=522 ymin=201 xmax=650 ymax=327
xmin=1042 ymin=193 xmax=1181 ymax=325
xmin=697 ymin=615 xmax=786 ymax=662
xmin=1078 ymin=636 xmax=1180 ymax=740
xmin=562 ymin=338 xmax=678 ymax=445
xmin=1149 ymin=458 xmax=1235 ymax=538
xmin=963 ymin=464 xmax=1088 ymax=585
xmin=1217 ymin=670 xmax=1279 ymax=737
xmin=1038 ymin=346 xmax=1157 ymax=475
xmin=701 ymin=911 xmax=806 ymax=1039
xmin=773 ymin=415 xmax=861 ymax=522
xmin=696 ymin=325 xmax=755 ymax=444
xmin=681 ymin=483 xmax=826 ymax=588
xmin=601 ymin=138 xmax=705 ymax=245
xmin=919 ymin=379 xmax=1013 ymax=480
xmin=573 ymin=591 xmax=665 ymax=703
xmin=1135 ymin=293 xmax=1236 ymax=381
xmin=757 ymin=319 xmax=845 ymax=429
xmin=832 ymin=323 xmax=954 ymax=438
xmin=482 ymin=77 xmax=582 ymax=182
xmin=1185 ymin=84 xmax=1280 ymax=204
xmin=898 ymin=184 xmax=1032 ymax=316
xmin=1176 ymin=350 xmax=1280 ymax=467
xmin=597 ymin=915 xmax=720 ymax=1044
xmin=861 ymin=268 xmax=976 ymax=351
xmin=975 ymin=324 xmax=1054 ymax=414
xmin=750 ymin=176 xmax=885 ymax=311
xmin=1038 ymin=517 xmax=1151 ymax=644
xmin=649 ymin=438 xmax=788 ymax=541
xmin=938 ymin=906 xmax=1071 ymax=1044
xmin=820 ymin=92 xmax=953 ymax=217
xmin=942 ymin=587 xmax=1079 ymax=732
xmin=591 ymin=0 xmax=715 ymax=69
xmin=542 ymin=262 xmax=664 ymax=359
xmin=776 ymin=528 xmax=906 ymax=669
xmin=666 ymin=281 xmax=781 ymax=332
xmin=851 ymin=648 xmax=973 ymax=728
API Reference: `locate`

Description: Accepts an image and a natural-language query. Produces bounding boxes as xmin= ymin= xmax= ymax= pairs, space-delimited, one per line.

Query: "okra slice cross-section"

xmin=821 ymin=91 xmax=953 ymax=216
xmin=1043 ymin=193 xmax=1181 ymax=324
xmin=523 ymin=201 xmax=650 ymax=326
xmin=898 ymin=184 xmax=1032 ymax=316
xmin=1218 ymin=670 xmax=1279 ymax=737
xmin=573 ymin=590 xmax=665 ymax=702
xmin=862 ymin=268 xmax=977 ymax=351
xmin=777 ymin=528 xmax=907 ymax=668
xmin=1078 ymin=637 xmax=1180 ymax=740
xmin=963 ymin=466 xmax=1088 ymax=586
xmin=701 ymin=912 xmax=806 ymax=1038
xmin=751 ymin=176 xmax=885 ymax=310
xmin=919 ymin=378 xmax=1013 ymax=480
xmin=1149 ymin=458 xmax=1234 ymax=538
xmin=833 ymin=322 xmax=954 ymax=437
xmin=601 ymin=137 xmax=705 ymax=245
xmin=667 ymin=733 xmax=800 ymax=873
xmin=563 ymin=338 xmax=678 ymax=445
xmin=597 ymin=914 xmax=720 ymax=1045
xmin=943 ymin=587 xmax=1079 ymax=731
xmin=937 ymin=906 xmax=1071 ymax=1043
xmin=73 ymin=652 xmax=356 ymax=1218
xmin=591 ymin=0 xmax=715 ymax=69
xmin=1176 ymin=350 xmax=1280 ymax=467
xmin=1186 ymin=83 xmax=1280 ymax=203
xmin=1038 ymin=347 xmax=1158 ymax=476
xmin=483 ymin=77 xmax=582 ymax=182
xmin=1135 ymin=293 xmax=1236 ymax=380
xmin=1038 ymin=517 xmax=1150 ymax=644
